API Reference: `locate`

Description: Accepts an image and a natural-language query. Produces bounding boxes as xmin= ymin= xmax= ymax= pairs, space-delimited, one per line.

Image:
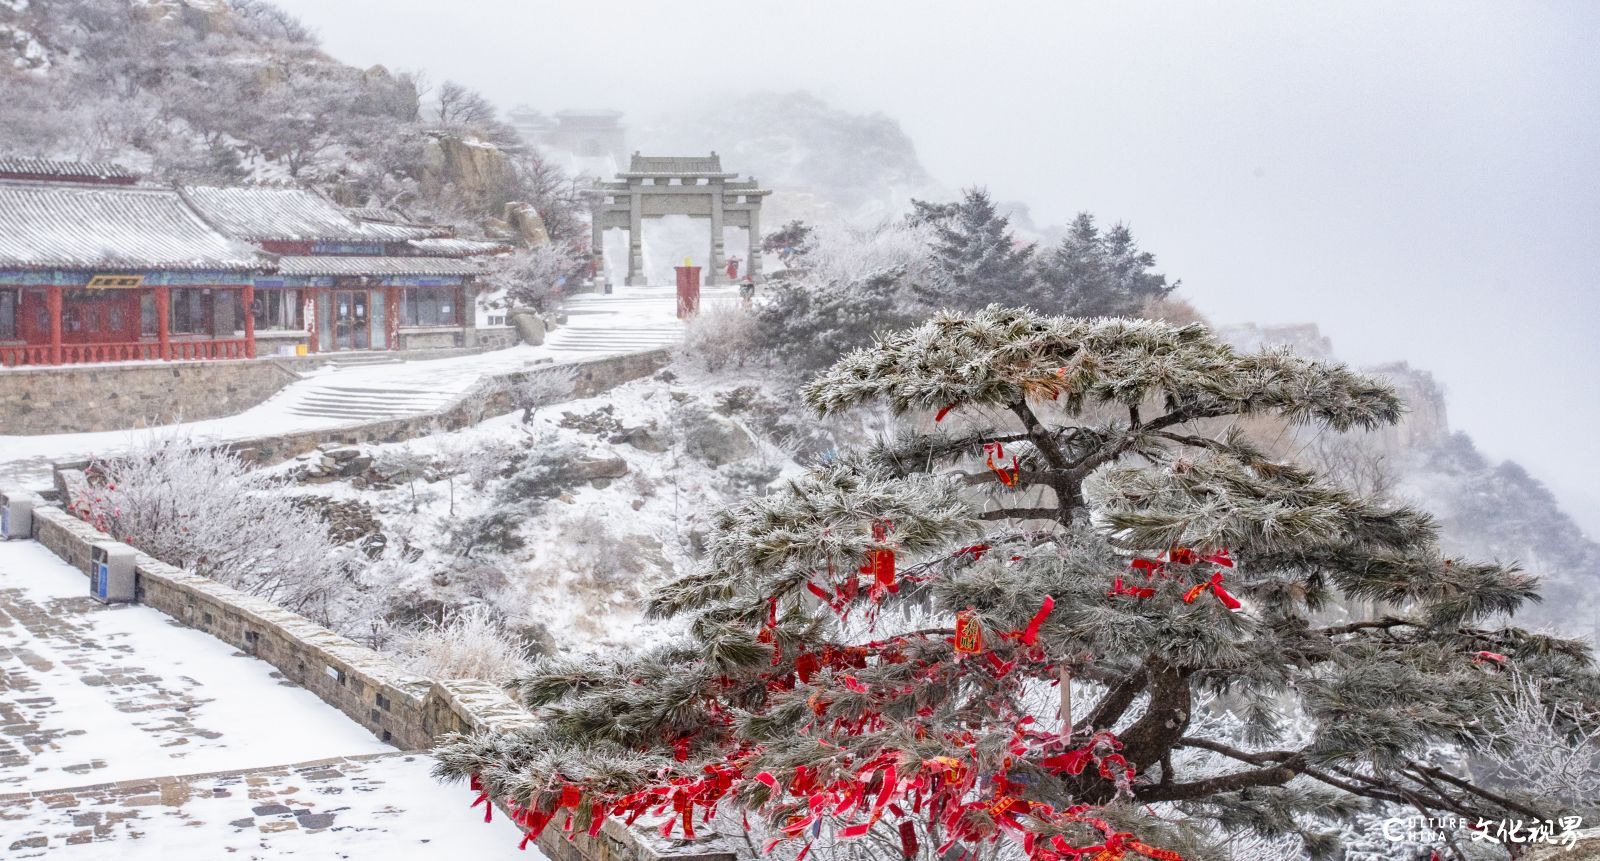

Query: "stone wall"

xmin=0 ymin=338 xmax=537 ymax=437
xmin=181 ymin=348 xmax=669 ymax=470
xmin=398 ymin=329 xmax=463 ymax=351
xmin=0 ymin=359 xmax=298 ymax=436
xmin=20 ymin=503 xmax=732 ymax=861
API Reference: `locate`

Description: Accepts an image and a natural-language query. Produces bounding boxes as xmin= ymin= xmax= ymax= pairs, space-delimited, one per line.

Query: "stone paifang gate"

xmin=587 ymin=153 xmax=771 ymax=286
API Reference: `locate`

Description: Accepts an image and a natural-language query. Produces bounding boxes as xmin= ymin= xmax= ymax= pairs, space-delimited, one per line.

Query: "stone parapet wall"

xmin=223 ymin=347 xmax=670 ymax=466
xmin=0 ymin=358 xmax=298 ymax=436
xmin=0 ymin=340 xmax=542 ymax=436
xmin=45 ymin=348 xmax=672 ymax=494
xmin=19 ymin=502 xmax=732 ymax=861
xmin=29 ymin=505 xmax=438 ymax=750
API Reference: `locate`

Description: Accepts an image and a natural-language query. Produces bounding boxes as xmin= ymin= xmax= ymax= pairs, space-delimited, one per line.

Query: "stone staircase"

xmin=322 ymin=353 xmax=404 ymax=371
xmin=542 ymin=322 xmax=683 ymax=355
xmin=285 ymin=384 xmax=459 ymax=421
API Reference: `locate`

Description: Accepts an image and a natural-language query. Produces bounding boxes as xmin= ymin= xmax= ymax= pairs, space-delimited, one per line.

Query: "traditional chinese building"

xmin=180 ymin=185 xmax=499 ymax=355
xmin=0 ymin=160 xmax=503 ymax=368
xmin=0 ymin=161 xmax=266 ymax=367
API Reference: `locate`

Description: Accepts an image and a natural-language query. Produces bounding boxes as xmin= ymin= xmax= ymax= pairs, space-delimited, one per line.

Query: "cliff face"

xmin=422 ymin=135 xmax=520 ymax=213
xmin=1220 ymin=322 xmax=1597 ymax=640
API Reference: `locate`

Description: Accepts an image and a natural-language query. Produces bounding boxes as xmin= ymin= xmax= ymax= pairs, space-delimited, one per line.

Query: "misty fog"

xmin=272 ymin=0 xmax=1600 ymax=534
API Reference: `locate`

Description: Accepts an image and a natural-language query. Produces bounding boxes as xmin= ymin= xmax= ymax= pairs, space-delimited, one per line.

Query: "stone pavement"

xmin=0 ymin=540 xmax=536 ymax=858
xmin=0 ymin=751 xmax=526 ymax=858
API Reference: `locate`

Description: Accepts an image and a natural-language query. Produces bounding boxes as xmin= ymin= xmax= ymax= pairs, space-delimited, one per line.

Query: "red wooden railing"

xmin=0 ymin=338 xmax=251 ymax=368
xmin=59 ymin=342 xmax=164 ymax=365
xmin=0 ymin=344 xmax=51 ymax=368
xmin=170 ymin=338 xmax=250 ymax=361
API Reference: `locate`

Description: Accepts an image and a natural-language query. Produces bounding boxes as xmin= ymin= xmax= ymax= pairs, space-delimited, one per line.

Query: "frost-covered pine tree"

xmin=1034 ymin=214 xmax=1177 ymax=318
xmin=910 ymin=189 xmax=1036 ymax=309
xmin=435 ymin=307 xmax=1598 ymax=860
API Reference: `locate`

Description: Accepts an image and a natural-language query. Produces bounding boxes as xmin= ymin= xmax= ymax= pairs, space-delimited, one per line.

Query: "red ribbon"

xmin=983 ymin=442 xmax=1021 ymax=488
xmin=1182 ymin=571 xmax=1241 ymax=610
xmin=1017 ymin=596 xmax=1054 ymax=646
xmin=1110 ymin=576 xmax=1155 ymax=600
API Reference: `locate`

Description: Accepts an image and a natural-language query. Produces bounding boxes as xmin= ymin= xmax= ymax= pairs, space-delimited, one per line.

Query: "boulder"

xmin=570 ymin=455 xmax=629 ymax=481
xmin=619 ymin=424 xmax=668 ymax=454
xmin=684 ymin=414 xmax=757 ymax=467
xmin=508 ymin=308 xmax=546 ymax=346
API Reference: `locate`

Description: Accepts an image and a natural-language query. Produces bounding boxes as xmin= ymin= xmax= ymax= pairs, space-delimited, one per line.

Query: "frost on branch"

xmin=435 ymin=307 xmax=1598 ymax=860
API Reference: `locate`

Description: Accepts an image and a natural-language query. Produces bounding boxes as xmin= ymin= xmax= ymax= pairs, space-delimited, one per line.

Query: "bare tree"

xmin=433 ymin=80 xmax=500 ymax=128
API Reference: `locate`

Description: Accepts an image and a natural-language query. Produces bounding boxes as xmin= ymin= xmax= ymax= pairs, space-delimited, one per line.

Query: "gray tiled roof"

xmin=403 ymin=238 xmax=512 ymax=257
xmin=0 ymin=181 xmax=264 ymax=271
xmin=181 ymin=186 xmax=445 ymax=243
xmin=272 ymin=256 xmax=489 ymax=277
xmin=0 ymin=158 xmax=138 ymax=182
xmin=623 ymin=154 xmax=729 ymax=176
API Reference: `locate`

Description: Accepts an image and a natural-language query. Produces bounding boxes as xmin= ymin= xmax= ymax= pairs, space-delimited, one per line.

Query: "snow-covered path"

xmin=0 ymin=283 xmax=733 ymax=489
xmin=0 ymin=540 xmax=391 ymax=790
xmin=0 ymin=539 xmax=535 ymax=858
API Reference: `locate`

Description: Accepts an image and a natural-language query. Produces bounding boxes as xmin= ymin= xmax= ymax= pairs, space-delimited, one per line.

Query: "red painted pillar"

xmin=675 ymin=265 xmax=701 ymax=319
xmin=155 ymin=286 xmax=171 ymax=360
xmin=305 ymin=289 xmax=319 ymax=354
xmin=47 ymin=285 xmax=62 ymax=365
xmin=242 ymin=283 xmax=256 ymax=359
xmin=386 ymin=286 xmax=400 ymax=350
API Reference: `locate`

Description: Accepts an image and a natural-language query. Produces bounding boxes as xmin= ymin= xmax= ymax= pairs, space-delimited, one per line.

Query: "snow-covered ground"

xmin=295 ymin=360 xmax=807 ymax=657
xmin=0 ymin=540 xmax=390 ymax=791
xmin=0 ymin=538 xmax=540 ymax=858
xmin=0 ymin=283 xmax=733 ymax=492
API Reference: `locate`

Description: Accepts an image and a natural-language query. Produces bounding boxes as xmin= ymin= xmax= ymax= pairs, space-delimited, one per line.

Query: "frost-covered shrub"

xmin=558 ymin=510 xmax=657 ymax=593
xmin=503 ymin=365 xmax=578 ymax=424
xmin=397 ymin=605 xmax=533 ymax=682
xmin=721 ymin=462 xmax=781 ymax=495
xmin=679 ymin=301 xmax=760 ymax=372
xmin=73 ymin=435 xmax=351 ymax=622
xmin=715 ymin=385 xmax=836 ymax=462
xmin=443 ymin=509 xmax=527 ymax=558
xmin=1478 ymin=674 xmax=1600 ymax=817
xmin=497 ymin=438 xmax=591 ymax=503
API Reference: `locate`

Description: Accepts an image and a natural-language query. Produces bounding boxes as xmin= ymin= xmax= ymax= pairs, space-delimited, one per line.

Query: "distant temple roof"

xmin=0 ymin=181 xmax=263 ymax=271
xmin=0 ymin=158 xmax=139 ymax=185
xmin=272 ymin=255 xmax=490 ymax=277
xmin=181 ymin=185 xmax=447 ymax=243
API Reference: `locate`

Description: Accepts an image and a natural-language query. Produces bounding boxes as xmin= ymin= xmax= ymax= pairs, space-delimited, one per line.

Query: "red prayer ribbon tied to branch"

xmin=1181 ymin=572 xmax=1241 ymax=610
xmin=983 ymin=442 xmax=1022 ymax=487
xmin=464 ymin=717 xmax=1186 ymax=861
xmin=1114 ymin=547 xmax=1242 ymax=611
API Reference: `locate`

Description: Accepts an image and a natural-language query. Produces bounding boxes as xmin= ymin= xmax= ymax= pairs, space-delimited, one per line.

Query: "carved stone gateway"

xmin=587 ymin=153 xmax=771 ymax=286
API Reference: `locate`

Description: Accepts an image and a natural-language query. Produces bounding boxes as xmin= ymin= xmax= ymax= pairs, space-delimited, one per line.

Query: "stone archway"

xmin=586 ymin=152 xmax=770 ymax=286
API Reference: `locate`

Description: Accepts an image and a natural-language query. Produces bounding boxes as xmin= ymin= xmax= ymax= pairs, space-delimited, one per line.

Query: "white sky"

xmin=274 ymin=0 xmax=1600 ymax=533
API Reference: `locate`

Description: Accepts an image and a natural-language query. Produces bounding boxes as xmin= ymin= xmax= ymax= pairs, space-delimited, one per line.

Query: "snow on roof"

xmin=403 ymin=237 xmax=512 ymax=257
xmin=344 ymin=205 xmax=417 ymax=224
xmin=273 ymin=255 xmax=490 ymax=277
xmin=622 ymin=153 xmax=730 ymax=176
xmin=181 ymin=185 xmax=446 ymax=243
xmin=0 ymin=157 xmax=138 ymax=184
xmin=0 ymin=181 xmax=265 ymax=271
